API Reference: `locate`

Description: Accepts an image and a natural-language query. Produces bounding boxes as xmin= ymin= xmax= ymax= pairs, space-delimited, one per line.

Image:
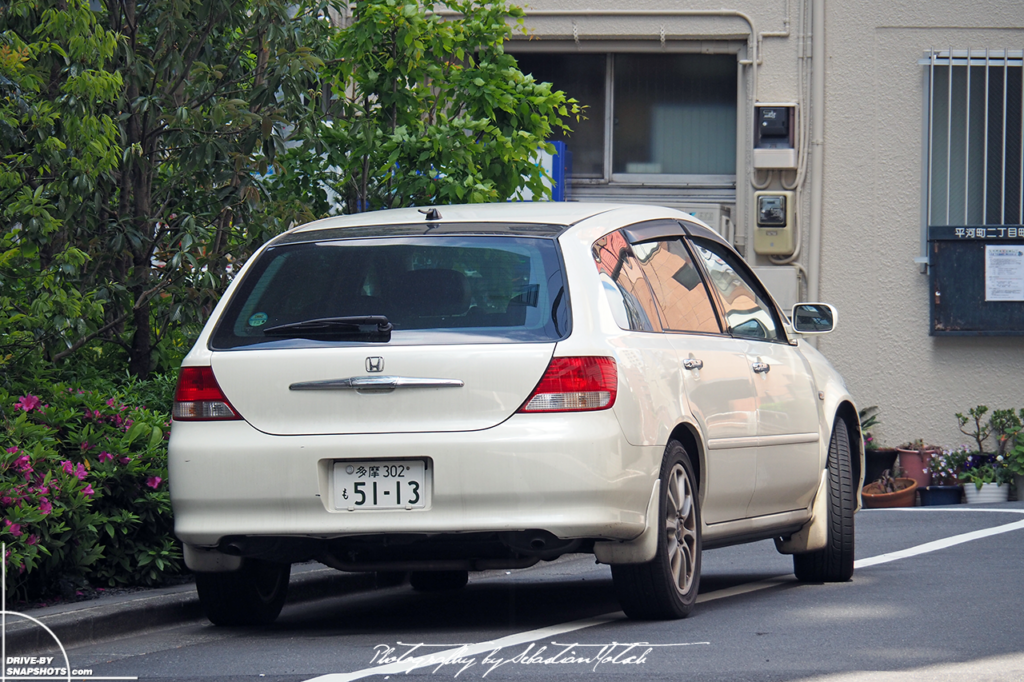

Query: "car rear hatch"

xmin=206 ymin=231 xmax=571 ymax=436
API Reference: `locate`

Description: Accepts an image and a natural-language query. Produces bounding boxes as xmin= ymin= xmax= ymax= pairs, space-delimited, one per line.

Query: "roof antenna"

xmin=418 ymin=207 xmax=442 ymax=221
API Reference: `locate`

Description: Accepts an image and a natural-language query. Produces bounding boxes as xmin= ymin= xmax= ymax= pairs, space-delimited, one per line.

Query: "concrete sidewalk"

xmin=3 ymin=564 xmax=380 ymax=653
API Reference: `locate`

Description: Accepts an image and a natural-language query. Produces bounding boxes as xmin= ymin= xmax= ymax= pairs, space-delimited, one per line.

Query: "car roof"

xmin=271 ymin=202 xmax=727 ymax=247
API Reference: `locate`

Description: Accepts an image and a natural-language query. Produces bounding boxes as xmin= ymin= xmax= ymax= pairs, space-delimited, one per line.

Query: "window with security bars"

xmin=924 ymin=50 xmax=1024 ymax=226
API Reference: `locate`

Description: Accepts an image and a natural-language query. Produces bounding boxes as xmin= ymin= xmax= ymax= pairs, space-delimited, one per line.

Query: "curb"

xmin=3 ymin=565 xmax=381 ymax=653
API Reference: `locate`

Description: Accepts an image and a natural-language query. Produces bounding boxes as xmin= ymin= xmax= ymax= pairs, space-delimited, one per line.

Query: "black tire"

xmin=794 ymin=418 xmax=855 ymax=582
xmin=612 ymin=441 xmax=701 ymax=620
xmin=195 ymin=560 xmax=290 ymax=626
xmin=409 ymin=570 xmax=469 ymax=592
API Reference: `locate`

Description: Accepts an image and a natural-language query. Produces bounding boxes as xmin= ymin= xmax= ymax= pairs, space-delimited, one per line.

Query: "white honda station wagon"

xmin=169 ymin=202 xmax=863 ymax=626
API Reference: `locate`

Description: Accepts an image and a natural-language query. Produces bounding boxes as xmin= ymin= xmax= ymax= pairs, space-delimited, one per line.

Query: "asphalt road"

xmin=10 ymin=503 xmax=1024 ymax=682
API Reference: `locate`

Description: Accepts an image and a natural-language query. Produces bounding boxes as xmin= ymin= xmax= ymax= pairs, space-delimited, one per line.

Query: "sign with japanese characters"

xmin=928 ymin=225 xmax=1024 ymax=241
xmin=985 ymin=245 xmax=1024 ymax=301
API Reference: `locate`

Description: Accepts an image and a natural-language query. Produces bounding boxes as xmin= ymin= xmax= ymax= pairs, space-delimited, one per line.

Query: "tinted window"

xmin=631 ymin=239 xmax=720 ymax=334
xmin=592 ymin=232 xmax=662 ymax=332
xmin=691 ymin=240 xmax=780 ymax=341
xmin=211 ymin=236 xmax=570 ymax=349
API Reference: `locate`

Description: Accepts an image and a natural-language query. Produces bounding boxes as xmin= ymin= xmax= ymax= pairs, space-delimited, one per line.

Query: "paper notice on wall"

xmin=985 ymin=245 xmax=1024 ymax=301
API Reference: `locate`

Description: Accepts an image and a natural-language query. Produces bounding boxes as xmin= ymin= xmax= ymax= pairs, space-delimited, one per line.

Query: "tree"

xmin=1 ymin=0 xmax=340 ymax=379
xmin=1 ymin=0 xmax=121 ymax=377
xmin=274 ymin=0 xmax=580 ymax=214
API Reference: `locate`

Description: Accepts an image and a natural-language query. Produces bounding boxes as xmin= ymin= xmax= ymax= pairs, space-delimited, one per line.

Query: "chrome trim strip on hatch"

xmin=289 ymin=376 xmax=465 ymax=391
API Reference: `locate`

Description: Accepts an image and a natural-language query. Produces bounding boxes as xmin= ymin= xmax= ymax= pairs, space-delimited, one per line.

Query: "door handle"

xmin=683 ymin=358 xmax=704 ymax=371
xmin=752 ymin=362 xmax=770 ymax=374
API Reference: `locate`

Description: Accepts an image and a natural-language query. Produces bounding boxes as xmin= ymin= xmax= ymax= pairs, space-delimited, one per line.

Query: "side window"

xmin=630 ymin=239 xmax=721 ymax=334
xmin=691 ymin=240 xmax=780 ymax=341
xmin=592 ymin=233 xmax=662 ymax=332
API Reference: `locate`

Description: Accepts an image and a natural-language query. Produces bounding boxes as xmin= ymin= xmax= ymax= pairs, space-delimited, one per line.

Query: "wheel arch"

xmin=668 ymin=421 xmax=704 ymax=497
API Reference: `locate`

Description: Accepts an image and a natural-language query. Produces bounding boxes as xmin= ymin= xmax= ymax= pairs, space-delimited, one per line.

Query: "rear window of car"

xmin=210 ymin=235 xmax=571 ymax=349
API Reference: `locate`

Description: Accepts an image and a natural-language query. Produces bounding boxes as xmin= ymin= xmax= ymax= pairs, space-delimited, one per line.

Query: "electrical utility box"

xmin=753 ymin=103 xmax=797 ymax=169
xmin=753 ymin=191 xmax=795 ymax=255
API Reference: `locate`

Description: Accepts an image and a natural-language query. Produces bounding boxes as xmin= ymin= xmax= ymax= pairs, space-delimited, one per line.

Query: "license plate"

xmin=333 ymin=460 xmax=428 ymax=510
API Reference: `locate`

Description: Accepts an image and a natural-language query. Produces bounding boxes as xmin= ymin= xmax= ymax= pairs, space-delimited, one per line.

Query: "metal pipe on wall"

xmin=807 ymin=0 xmax=826 ymax=303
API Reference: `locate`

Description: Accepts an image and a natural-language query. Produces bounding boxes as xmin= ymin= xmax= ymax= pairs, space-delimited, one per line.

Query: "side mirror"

xmin=791 ymin=303 xmax=837 ymax=334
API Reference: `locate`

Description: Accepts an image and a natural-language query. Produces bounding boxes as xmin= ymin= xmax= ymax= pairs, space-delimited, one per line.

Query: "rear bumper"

xmin=169 ymin=412 xmax=661 ymax=548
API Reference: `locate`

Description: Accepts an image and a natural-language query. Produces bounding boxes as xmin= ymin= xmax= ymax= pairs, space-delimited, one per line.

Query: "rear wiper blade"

xmin=262 ymin=315 xmax=392 ymax=341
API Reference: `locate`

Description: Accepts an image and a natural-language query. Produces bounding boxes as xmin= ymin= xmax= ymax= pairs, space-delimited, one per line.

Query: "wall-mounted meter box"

xmin=753 ymin=191 xmax=795 ymax=255
xmin=754 ymin=103 xmax=797 ymax=169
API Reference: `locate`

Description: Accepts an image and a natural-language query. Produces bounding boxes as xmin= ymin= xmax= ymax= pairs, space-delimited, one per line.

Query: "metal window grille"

xmin=922 ymin=49 xmax=1024 ymax=227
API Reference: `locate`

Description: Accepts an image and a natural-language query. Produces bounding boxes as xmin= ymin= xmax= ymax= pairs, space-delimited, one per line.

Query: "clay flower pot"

xmin=861 ymin=478 xmax=918 ymax=508
xmin=897 ymin=448 xmax=939 ymax=489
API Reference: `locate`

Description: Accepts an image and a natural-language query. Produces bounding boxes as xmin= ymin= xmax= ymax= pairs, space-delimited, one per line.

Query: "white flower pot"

xmin=963 ymin=482 xmax=1009 ymax=504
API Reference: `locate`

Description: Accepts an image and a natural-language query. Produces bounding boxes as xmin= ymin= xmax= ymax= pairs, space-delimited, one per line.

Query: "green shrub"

xmin=1 ymin=379 xmax=182 ymax=599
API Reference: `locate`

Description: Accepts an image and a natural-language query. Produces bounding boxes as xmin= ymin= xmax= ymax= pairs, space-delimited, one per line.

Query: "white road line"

xmin=854 ymin=513 xmax=1024 ymax=568
xmin=304 ymin=508 xmax=1024 ymax=682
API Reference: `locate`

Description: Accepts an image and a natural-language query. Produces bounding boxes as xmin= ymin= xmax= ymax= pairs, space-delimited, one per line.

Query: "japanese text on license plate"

xmin=332 ymin=460 xmax=428 ymax=510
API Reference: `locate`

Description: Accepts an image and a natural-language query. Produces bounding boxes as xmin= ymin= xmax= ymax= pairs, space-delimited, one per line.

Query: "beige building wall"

xmin=512 ymin=0 xmax=1024 ymax=450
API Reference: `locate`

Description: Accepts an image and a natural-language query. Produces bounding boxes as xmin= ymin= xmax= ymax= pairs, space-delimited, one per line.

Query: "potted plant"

xmin=1006 ymin=421 xmax=1024 ymax=501
xmin=959 ymin=453 xmax=1012 ymax=503
xmin=860 ymin=406 xmax=898 ymax=485
xmin=919 ymin=447 xmax=966 ymax=506
xmin=992 ymin=408 xmax=1024 ymax=500
xmin=861 ymin=469 xmax=918 ymax=508
xmin=956 ymin=405 xmax=1019 ymax=504
xmin=896 ymin=439 xmax=940 ymax=490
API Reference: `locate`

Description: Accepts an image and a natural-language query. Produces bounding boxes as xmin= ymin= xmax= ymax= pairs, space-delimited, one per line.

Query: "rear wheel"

xmin=794 ymin=418 xmax=855 ymax=582
xmin=612 ymin=441 xmax=701 ymax=620
xmin=410 ymin=570 xmax=469 ymax=592
xmin=195 ymin=560 xmax=290 ymax=626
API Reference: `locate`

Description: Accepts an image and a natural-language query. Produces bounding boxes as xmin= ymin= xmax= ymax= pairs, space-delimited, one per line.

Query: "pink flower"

xmin=146 ymin=476 xmax=162 ymax=489
xmin=39 ymin=498 xmax=52 ymax=515
xmin=26 ymin=534 xmax=38 ymax=546
xmin=15 ymin=395 xmax=40 ymax=412
xmin=80 ymin=441 xmax=92 ymax=452
xmin=4 ymin=519 xmax=23 ymax=537
xmin=61 ymin=461 xmax=74 ymax=475
xmin=98 ymin=452 xmax=114 ymax=463
xmin=82 ymin=484 xmax=95 ymax=496
xmin=6 ymin=446 xmax=18 ymax=454
xmin=120 ymin=456 xmax=131 ymax=465
xmin=107 ymin=398 xmax=116 ymax=407
xmin=74 ymin=463 xmax=87 ymax=481
xmin=13 ymin=455 xmax=32 ymax=473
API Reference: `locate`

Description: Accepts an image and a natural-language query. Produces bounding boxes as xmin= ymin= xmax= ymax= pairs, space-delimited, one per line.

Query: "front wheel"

xmin=195 ymin=560 xmax=290 ymax=626
xmin=612 ymin=441 xmax=702 ymax=620
xmin=793 ymin=418 xmax=855 ymax=582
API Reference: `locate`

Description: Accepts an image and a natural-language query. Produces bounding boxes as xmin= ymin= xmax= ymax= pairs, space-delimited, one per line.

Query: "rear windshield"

xmin=210 ymin=235 xmax=570 ymax=349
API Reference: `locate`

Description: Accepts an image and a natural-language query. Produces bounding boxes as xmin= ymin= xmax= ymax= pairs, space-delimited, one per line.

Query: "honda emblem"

xmin=365 ymin=357 xmax=384 ymax=373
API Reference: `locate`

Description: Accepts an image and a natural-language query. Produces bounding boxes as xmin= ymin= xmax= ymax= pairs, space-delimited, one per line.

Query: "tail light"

xmin=172 ymin=366 xmax=242 ymax=421
xmin=518 ymin=357 xmax=617 ymax=413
